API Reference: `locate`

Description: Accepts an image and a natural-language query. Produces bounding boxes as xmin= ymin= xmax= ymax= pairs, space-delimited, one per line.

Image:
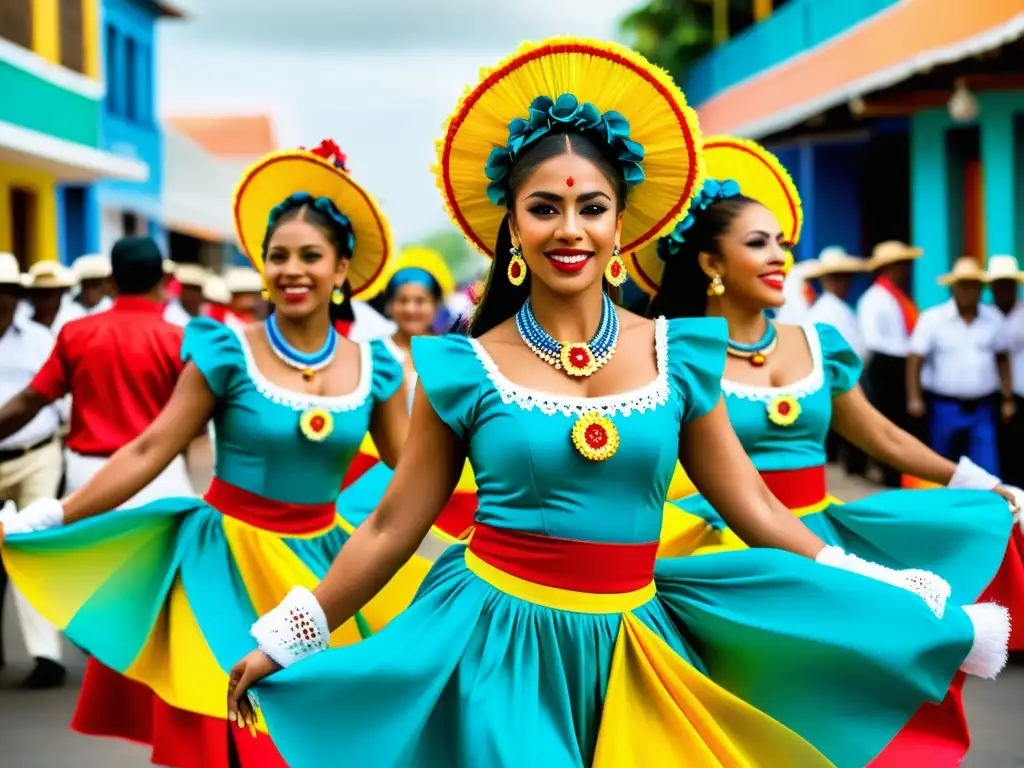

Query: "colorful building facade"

xmin=683 ymin=0 xmax=1024 ymax=308
xmin=0 ymin=0 xmax=147 ymax=268
xmin=59 ymin=0 xmax=181 ymax=264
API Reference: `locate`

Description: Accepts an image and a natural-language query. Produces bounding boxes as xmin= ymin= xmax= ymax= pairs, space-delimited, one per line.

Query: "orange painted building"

xmin=683 ymin=0 xmax=1024 ymax=307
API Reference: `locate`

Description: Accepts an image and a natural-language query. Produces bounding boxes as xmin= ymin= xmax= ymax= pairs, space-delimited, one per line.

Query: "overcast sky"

xmin=158 ymin=0 xmax=637 ymax=245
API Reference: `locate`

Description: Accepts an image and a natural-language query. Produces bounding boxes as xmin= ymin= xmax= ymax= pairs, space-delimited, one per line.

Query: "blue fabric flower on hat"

xmin=656 ymin=178 xmax=742 ymax=261
xmin=268 ymin=192 xmax=356 ymax=255
xmin=484 ymin=94 xmax=646 ymax=207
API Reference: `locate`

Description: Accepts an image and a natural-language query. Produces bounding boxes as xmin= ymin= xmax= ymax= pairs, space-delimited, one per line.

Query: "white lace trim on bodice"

xmin=721 ymin=323 xmax=824 ymax=402
xmin=468 ymin=316 xmax=670 ymax=417
xmin=232 ymin=327 xmax=374 ymax=413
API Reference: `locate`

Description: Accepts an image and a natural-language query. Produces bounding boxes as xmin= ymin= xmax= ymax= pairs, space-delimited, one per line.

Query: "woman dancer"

xmin=629 ymin=135 xmax=1020 ymax=765
xmin=0 ymin=140 xmax=422 ymax=767
xmin=226 ymin=39 xmax=1006 ymax=768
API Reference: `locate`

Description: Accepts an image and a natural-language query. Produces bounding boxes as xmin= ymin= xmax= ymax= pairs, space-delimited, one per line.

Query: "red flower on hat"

xmin=308 ymin=139 xmax=348 ymax=172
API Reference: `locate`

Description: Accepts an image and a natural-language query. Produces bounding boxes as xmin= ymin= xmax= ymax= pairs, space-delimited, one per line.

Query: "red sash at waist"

xmin=204 ymin=477 xmax=337 ymax=535
xmin=760 ymin=465 xmax=828 ymax=510
xmin=468 ymin=523 xmax=657 ymax=594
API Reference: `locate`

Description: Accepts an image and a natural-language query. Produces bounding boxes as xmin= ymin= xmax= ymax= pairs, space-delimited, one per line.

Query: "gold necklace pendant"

xmin=302 ymin=367 xmax=315 ymax=381
xmin=727 ymin=336 xmax=778 ymax=367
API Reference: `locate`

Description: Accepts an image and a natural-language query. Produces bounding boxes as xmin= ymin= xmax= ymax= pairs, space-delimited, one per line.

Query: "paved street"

xmin=1 ymin=467 xmax=1021 ymax=766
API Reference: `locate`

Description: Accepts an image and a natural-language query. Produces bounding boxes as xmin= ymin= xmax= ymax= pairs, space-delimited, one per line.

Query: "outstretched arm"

xmin=61 ymin=364 xmax=215 ymax=523
xmin=228 ymin=383 xmax=466 ymax=721
xmin=680 ymin=398 xmax=825 ymax=558
xmin=833 ymin=384 xmax=953 ymax=483
xmin=316 ymin=383 xmax=464 ymax=629
xmin=0 ymin=388 xmax=51 ymax=442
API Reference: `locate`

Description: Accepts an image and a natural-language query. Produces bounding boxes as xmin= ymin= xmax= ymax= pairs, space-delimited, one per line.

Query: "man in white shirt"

xmin=806 ymin=246 xmax=868 ymax=356
xmin=857 ymin=240 xmax=924 ymax=486
xmin=18 ymin=261 xmax=85 ymax=334
xmin=0 ymin=253 xmax=65 ymax=686
xmin=71 ymin=254 xmax=114 ymax=315
xmin=989 ymin=255 xmax=1024 ymax=486
xmin=225 ymin=266 xmax=267 ymax=325
xmin=806 ymin=247 xmax=870 ymax=476
xmin=164 ymin=263 xmax=206 ymax=327
xmin=907 ymin=257 xmax=1013 ymax=475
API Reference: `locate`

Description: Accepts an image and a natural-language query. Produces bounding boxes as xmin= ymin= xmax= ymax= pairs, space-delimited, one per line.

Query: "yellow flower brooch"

xmin=571 ymin=413 xmax=619 ymax=461
xmin=299 ymin=408 xmax=334 ymax=442
xmin=766 ymin=395 xmax=801 ymax=427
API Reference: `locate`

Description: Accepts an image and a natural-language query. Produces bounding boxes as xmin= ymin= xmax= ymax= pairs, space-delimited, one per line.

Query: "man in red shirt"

xmin=0 ymin=236 xmax=194 ymax=688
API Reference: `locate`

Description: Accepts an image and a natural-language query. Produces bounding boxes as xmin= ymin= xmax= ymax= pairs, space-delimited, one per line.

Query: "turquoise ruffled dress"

xmin=253 ymin=317 xmax=983 ymax=768
xmin=671 ymin=322 xmax=1012 ymax=606
xmin=1 ymin=318 xmax=426 ymax=767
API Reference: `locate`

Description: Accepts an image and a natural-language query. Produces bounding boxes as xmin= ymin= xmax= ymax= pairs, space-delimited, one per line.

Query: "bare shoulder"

xmin=475 ymin=317 xmax=519 ymax=351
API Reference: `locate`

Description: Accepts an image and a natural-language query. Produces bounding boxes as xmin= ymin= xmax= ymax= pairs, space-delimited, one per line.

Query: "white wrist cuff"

xmin=250 ymin=587 xmax=330 ymax=669
xmin=1 ymin=499 xmax=65 ymax=535
xmin=948 ymin=457 xmax=1001 ymax=490
xmin=815 ymin=546 xmax=950 ymax=619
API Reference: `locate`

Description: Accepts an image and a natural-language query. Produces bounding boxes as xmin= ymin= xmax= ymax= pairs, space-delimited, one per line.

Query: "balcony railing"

xmin=684 ymin=0 xmax=900 ymax=106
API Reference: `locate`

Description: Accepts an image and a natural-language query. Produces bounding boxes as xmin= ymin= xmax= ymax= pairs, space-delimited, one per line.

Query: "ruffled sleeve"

xmin=814 ymin=322 xmax=863 ymax=396
xmin=368 ymin=339 xmax=404 ymax=404
xmin=181 ymin=317 xmax=245 ymax=399
xmin=666 ymin=317 xmax=728 ymax=422
xmin=410 ymin=335 xmax=483 ymax=440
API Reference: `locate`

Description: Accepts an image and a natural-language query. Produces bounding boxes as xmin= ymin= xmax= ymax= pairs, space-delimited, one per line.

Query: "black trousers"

xmin=864 ymin=352 xmax=928 ymax=487
xmin=997 ymin=394 xmax=1024 ymax=487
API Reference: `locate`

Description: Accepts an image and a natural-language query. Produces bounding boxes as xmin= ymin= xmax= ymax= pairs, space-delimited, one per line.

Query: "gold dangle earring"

xmin=508 ymin=244 xmax=527 ymax=286
xmin=604 ymin=245 xmax=627 ymax=287
xmin=707 ymin=274 xmax=725 ymax=297
xmin=331 ymin=285 xmax=345 ymax=305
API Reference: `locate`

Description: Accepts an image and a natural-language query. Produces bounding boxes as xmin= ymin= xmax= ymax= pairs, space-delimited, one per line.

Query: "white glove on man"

xmin=815 ymin=545 xmax=950 ymax=619
xmin=0 ymin=498 xmax=65 ymax=536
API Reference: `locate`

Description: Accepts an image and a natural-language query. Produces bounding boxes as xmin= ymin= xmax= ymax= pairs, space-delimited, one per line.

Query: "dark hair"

xmin=470 ymin=132 xmax=628 ymax=337
xmin=262 ymin=198 xmax=354 ymax=262
xmin=110 ymin=235 xmax=164 ymax=295
xmin=647 ymin=195 xmax=759 ymax=320
xmin=329 ymin=280 xmax=355 ymax=324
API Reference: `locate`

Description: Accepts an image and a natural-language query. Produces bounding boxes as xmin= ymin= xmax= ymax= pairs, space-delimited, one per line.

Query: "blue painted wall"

xmin=910 ymin=92 xmax=1024 ymax=309
xmin=684 ymin=0 xmax=901 ymax=106
xmin=65 ymin=0 xmax=169 ymax=263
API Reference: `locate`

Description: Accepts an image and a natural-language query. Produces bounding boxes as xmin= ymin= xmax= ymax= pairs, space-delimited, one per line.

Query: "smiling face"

xmin=509 ymin=151 xmax=623 ymax=298
xmin=263 ymin=208 xmax=349 ymax=321
xmin=700 ymin=202 xmax=790 ymax=310
xmin=390 ymin=281 xmax=438 ymax=336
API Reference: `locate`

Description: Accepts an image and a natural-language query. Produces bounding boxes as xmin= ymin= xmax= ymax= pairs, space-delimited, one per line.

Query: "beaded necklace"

xmin=515 ymin=292 xmax=619 ymax=378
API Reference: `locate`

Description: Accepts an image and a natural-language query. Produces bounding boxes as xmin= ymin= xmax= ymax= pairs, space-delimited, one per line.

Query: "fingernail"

xmin=238 ymin=717 xmax=247 ymax=729
xmin=228 ymin=712 xmax=236 ymax=722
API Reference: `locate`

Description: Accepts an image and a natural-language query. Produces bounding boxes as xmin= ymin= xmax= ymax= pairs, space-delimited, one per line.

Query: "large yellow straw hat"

xmin=627 ymin=136 xmax=802 ymax=295
xmin=435 ymin=37 xmax=705 ymax=259
xmin=365 ymin=246 xmax=456 ymax=300
xmin=233 ymin=139 xmax=393 ymax=298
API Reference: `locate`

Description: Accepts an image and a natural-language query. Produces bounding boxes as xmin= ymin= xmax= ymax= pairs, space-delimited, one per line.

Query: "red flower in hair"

xmin=308 ymin=139 xmax=348 ymax=172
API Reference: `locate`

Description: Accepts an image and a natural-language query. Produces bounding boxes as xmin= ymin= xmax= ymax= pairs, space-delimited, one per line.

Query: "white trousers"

xmin=1 ymin=441 xmax=64 ymax=663
xmin=64 ymin=450 xmax=196 ymax=506
xmin=9 ymin=450 xmax=196 ymax=664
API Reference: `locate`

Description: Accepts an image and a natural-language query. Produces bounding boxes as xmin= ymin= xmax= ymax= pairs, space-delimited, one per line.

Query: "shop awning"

xmin=696 ymin=2 xmax=1024 ymax=138
xmin=0 ymin=119 xmax=149 ymax=182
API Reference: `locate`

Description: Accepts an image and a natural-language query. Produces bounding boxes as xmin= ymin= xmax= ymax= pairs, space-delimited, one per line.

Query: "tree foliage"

xmin=619 ymin=0 xmax=715 ymax=77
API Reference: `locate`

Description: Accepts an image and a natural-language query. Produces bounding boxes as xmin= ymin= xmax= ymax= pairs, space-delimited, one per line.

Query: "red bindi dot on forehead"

xmin=565 ymin=177 xmax=575 ymax=187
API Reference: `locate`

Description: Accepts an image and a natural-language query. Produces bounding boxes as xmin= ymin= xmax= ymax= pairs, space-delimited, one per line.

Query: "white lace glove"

xmin=815 ymin=546 xmax=950 ymax=619
xmin=948 ymin=456 xmax=1001 ymax=490
xmin=0 ymin=498 xmax=65 ymax=536
xmin=250 ymin=587 xmax=330 ymax=669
